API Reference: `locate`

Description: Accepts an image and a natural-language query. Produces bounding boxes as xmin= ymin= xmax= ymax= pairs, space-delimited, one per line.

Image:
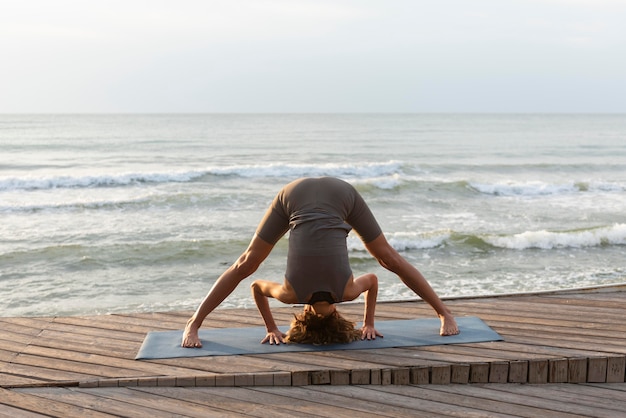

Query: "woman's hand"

xmin=261 ymin=329 xmax=287 ymax=345
xmin=360 ymin=324 xmax=383 ymax=340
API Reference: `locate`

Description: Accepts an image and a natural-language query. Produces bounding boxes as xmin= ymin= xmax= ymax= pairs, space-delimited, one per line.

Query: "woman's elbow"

xmin=376 ymin=251 xmax=404 ymax=272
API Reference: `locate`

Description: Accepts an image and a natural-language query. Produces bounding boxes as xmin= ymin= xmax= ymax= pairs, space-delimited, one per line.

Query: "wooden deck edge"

xmin=5 ymin=355 xmax=623 ymax=389
xmin=75 ymin=354 xmax=626 ymax=387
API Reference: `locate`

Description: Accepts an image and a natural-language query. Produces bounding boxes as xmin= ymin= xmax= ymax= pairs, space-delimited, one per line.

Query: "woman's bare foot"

xmin=181 ymin=318 xmax=203 ymax=348
xmin=439 ymin=314 xmax=460 ymax=336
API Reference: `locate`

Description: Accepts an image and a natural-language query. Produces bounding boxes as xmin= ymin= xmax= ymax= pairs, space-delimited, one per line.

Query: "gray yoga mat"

xmin=135 ymin=316 xmax=501 ymax=360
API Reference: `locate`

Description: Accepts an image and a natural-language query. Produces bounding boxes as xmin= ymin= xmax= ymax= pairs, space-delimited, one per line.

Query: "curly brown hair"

xmin=285 ymin=309 xmax=361 ymax=345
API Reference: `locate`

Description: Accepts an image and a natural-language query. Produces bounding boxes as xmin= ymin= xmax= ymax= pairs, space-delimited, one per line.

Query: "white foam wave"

xmin=471 ymin=181 xmax=577 ymax=196
xmin=470 ymin=180 xmax=625 ymax=196
xmin=350 ymin=174 xmax=402 ymax=190
xmin=484 ymin=224 xmax=626 ymax=250
xmin=210 ymin=160 xmax=403 ymax=179
xmin=0 ymin=170 xmax=206 ymax=191
xmin=347 ymin=231 xmax=449 ymax=252
xmin=0 ymin=161 xmax=403 ymax=191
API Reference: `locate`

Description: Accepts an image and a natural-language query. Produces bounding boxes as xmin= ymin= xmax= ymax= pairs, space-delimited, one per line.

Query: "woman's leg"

xmin=182 ymin=234 xmax=275 ymax=347
xmin=364 ymin=234 xmax=459 ymax=336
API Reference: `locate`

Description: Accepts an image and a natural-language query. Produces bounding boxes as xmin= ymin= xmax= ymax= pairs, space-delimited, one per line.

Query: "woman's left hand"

xmin=261 ymin=329 xmax=287 ymax=345
xmin=361 ymin=324 xmax=383 ymax=340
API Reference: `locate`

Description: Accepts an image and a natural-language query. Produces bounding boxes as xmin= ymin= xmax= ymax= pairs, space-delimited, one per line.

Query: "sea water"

xmin=1 ymin=114 xmax=625 ymax=317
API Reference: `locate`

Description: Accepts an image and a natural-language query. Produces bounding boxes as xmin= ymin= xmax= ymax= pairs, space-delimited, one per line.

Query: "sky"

xmin=1 ymin=0 xmax=625 ymax=113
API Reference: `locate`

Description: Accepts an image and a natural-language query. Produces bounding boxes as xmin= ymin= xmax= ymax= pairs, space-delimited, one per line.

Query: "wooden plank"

xmin=528 ymin=359 xmax=548 ymax=384
xmin=416 ymin=342 xmax=562 ymax=361
xmin=512 ymin=293 xmax=626 ymax=310
xmin=253 ymin=385 xmax=446 ymax=417
xmin=508 ymin=360 xmax=528 ymax=383
xmin=0 ymin=402 xmax=45 ymax=418
xmin=252 ymin=349 xmax=431 ymax=372
xmin=450 ymin=363 xmax=470 ymax=384
xmin=133 ymin=386 xmax=353 ymax=418
xmin=607 ymin=356 xmax=626 ymax=383
xmin=411 ymin=366 xmax=430 ymax=384
xmin=12 ymin=350 xmax=149 ymax=379
xmin=35 ymin=329 xmax=140 ymax=358
xmin=430 ymin=365 xmax=451 ymax=384
xmin=568 ymin=357 xmax=588 ymax=383
xmin=1 ymin=373 xmax=49 ymax=389
xmin=105 ymin=312 xmax=191 ymax=329
xmin=0 ymin=317 xmax=52 ymax=335
xmin=50 ymin=316 xmax=157 ymax=336
xmin=33 ymin=318 xmax=145 ymax=343
xmin=498 ymin=333 xmax=626 ymax=356
xmin=15 ymin=387 xmax=178 ymax=418
xmin=469 ymin=363 xmax=490 ymax=383
xmin=280 ymin=347 xmax=459 ymax=370
xmin=483 ymin=317 xmax=626 ymax=337
xmin=294 ymin=350 xmax=405 ymax=370
xmin=0 ymin=388 xmax=114 ymax=418
xmin=79 ymin=387 xmax=243 ymax=418
xmin=487 ymin=383 xmax=626 ymax=415
xmin=19 ymin=344 xmax=202 ymax=378
xmin=588 ymin=357 xmax=608 ymax=382
xmin=151 ymin=354 xmax=306 ymax=375
xmin=553 ymin=382 xmax=626 ymax=402
xmin=452 ymin=306 xmax=626 ymax=332
xmin=549 ymin=358 xmax=568 ymax=383
xmin=450 ymin=299 xmax=626 ymax=323
xmin=423 ymin=384 xmax=599 ymax=417
xmin=2 ymin=362 xmax=91 ymax=383
xmin=489 ymin=361 xmax=509 ymax=383
xmin=313 ymin=384 xmax=529 ymax=417
xmin=0 ymin=347 xmax=20 ymax=364
xmin=383 ymin=345 xmax=509 ymax=363
xmin=0 ymin=328 xmax=40 ymax=346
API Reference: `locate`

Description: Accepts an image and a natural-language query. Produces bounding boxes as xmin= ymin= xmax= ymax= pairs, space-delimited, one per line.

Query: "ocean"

xmin=1 ymin=113 xmax=625 ymax=317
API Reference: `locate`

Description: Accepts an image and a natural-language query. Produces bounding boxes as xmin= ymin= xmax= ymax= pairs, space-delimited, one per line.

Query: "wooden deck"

xmin=1 ymin=284 xmax=625 ymax=416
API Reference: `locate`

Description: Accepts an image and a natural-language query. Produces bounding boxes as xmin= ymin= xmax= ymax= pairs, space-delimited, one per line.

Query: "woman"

xmin=182 ymin=177 xmax=458 ymax=348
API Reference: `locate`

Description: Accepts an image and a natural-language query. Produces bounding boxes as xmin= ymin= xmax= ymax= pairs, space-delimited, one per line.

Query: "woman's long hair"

xmin=285 ymin=309 xmax=361 ymax=345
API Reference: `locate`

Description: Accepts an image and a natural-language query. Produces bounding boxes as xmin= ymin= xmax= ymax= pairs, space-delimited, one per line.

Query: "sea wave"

xmin=348 ymin=230 xmax=456 ymax=252
xmin=0 ymin=238 xmax=251 ymax=268
xmin=484 ymin=224 xmax=626 ymax=250
xmin=0 ymin=161 xmax=405 ymax=192
xmin=0 ymin=170 xmax=207 ymax=191
xmin=0 ymin=195 xmax=154 ymax=214
xmin=210 ymin=161 xmax=404 ymax=179
xmin=469 ymin=180 xmax=625 ymax=196
xmin=3 ymin=160 xmax=624 ymax=198
xmin=348 ymin=224 xmax=626 ymax=252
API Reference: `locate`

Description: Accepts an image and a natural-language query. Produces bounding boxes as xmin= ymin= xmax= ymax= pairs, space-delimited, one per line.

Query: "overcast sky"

xmin=1 ymin=0 xmax=625 ymax=113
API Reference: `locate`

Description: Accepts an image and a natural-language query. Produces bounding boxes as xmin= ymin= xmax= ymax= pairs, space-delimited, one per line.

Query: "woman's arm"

xmin=250 ymin=280 xmax=289 ymax=344
xmin=344 ymin=273 xmax=383 ymax=340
